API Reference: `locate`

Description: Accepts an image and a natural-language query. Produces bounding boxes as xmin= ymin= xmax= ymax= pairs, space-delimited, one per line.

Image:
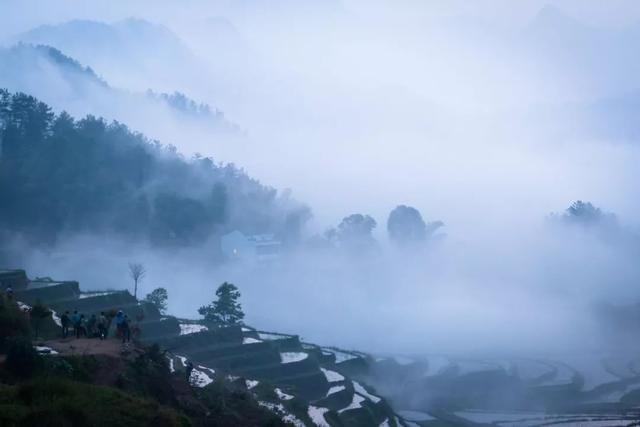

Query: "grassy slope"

xmin=0 ymin=378 xmax=189 ymax=427
xmin=0 ymin=294 xmax=287 ymax=427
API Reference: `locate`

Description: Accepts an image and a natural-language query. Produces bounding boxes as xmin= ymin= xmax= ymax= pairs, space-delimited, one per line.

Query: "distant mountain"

xmin=0 ymin=44 xmax=239 ymax=153
xmin=503 ymin=5 xmax=640 ymax=141
xmin=13 ymin=18 xmax=204 ymax=94
xmin=187 ymin=16 xmax=251 ymax=73
xmin=521 ymin=4 xmax=640 ymax=99
xmin=526 ymin=4 xmax=592 ymax=39
xmin=200 ymin=16 xmax=247 ymax=53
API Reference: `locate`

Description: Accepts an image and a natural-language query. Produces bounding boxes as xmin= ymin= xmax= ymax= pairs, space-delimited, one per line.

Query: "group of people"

xmin=60 ymin=310 xmax=109 ymax=340
xmin=59 ymin=310 xmax=137 ymax=343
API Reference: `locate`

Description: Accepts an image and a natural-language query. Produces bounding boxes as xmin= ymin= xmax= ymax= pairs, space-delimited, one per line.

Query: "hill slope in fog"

xmin=0 ymin=90 xmax=309 ymax=251
xmin=0 ymin=44 xmax=240 ymax=154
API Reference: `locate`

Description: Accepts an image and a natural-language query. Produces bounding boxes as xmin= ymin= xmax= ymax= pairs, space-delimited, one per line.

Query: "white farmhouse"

xmin=220 ymin=231 xmax=281 ymax=262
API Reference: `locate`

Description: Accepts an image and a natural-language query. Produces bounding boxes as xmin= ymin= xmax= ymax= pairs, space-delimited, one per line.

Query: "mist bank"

xmin=7 ymin=200 xmax=640 ymax=359
xmin=2 ymin=1 xmax=640 ymax=360
xmin=2 ymin=90 xmax=639 ymax=358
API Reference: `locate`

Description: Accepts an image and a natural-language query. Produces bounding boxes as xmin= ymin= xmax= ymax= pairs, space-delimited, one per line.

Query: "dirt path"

xmin=37 ymin=337 xmax=139 ymax=358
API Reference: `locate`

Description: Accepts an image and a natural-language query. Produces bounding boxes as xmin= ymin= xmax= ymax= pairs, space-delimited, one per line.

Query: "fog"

xmin=3 ymin=0 xmax=640 ymax=361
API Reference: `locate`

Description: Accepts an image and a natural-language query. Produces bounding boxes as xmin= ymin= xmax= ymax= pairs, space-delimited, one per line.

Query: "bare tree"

xmin=128 ymin=263 xmax=146 ymax=299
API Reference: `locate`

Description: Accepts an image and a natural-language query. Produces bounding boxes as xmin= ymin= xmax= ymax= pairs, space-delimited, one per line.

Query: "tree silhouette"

xmin=30 ymin=300 xmax=51 ymax=339
xmin=128 ymin=263 xmax=146 ymax=299
xmin=198 ymin=282 xmax=244 ymax=326
xmin=333 ymin=213 xmax=377 ymax=252
xmin=387 ymin=205 xmax=426 ymax=244
xmin=144 ymin=287 xmax=168 ymax=314
xmin=387 ymin=205 xmax=444 ymax=246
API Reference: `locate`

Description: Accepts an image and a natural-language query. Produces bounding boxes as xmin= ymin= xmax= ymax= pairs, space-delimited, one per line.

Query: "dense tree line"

xmin=0 ymin=90 xmax=310 ymax=246
xmin=321 ymin=207 xmax=446 ymax=253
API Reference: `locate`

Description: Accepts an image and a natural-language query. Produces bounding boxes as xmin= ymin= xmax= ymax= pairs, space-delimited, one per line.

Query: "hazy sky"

xmin=4 ymin=0 xmax=640 ymax=31
xmin=343 ymin=0 xmax=640 ymax=28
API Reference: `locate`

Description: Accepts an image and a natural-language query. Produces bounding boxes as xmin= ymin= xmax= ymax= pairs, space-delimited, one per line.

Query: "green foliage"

xmin=55 ymin=355 xmax=99 ymax=382
xmin=0 ymin=89 xmax=309 ymax=247
xmin=44 ymin=358 xmax=74 ymax=378
xmin=6 ymin=336 xmax=41 ymax=378
xmin=121 ymin=344 xmax=175 ymax=404
xmin=0 ymin=377 xmax=190 ymax=427
xmin=0 ymin=294 xmax=31 ymax=351
xmin=198 ymin=282 xmax=244 ymax=325
xmin=29 ymin=300 xmax=51 ymax=338
xmin=0 ymin=341 xmax=289 ymax=427
xmin=144 ymin=287 xmax=168 ymax=314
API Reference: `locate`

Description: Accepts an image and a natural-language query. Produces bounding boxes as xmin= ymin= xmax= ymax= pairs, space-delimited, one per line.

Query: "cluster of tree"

xmin=0 ymin=90 xmax=310 ymax=247
xmin=559 ymin=200 xmax=618 ymax=228
xmin=323 ymin=201 xmax=625 ymax=254
xmin=549 ymin=200 xmax=633 ymax=245
xmin=145 ymin=90 xmax=227 ymax=122
xmin=323 ymin=205 xmax=445 ymax=252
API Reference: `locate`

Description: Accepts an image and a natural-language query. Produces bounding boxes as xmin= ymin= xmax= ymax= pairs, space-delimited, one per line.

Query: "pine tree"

xmin=198 ymin=282 xmax=244 ymax=325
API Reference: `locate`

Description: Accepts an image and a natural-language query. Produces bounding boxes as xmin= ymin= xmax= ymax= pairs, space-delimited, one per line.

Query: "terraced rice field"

xmin=381 ymin=351 xmax=640 ymax=427
xmin=455 ymin=410 xmax=640 ymax=426
xmin=20 ymin=277 xmax=640 ymax=427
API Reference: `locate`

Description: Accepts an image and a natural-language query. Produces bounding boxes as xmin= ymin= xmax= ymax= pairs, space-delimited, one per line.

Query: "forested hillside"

xmin=12 ymin=18 xmax=200 ymax=93
xmin=0 ymin=90 xmax=310 ymax=247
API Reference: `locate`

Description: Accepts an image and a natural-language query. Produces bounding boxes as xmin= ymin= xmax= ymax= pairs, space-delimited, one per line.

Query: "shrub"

xmin=30 ymin=300 xmax=51 ymax=339
xmin=0 ymin=295 xmax=31 ymax=351
xmin=6 ymin=336 xmax=41 ymax=378
xmin=44 ymin=358 xmax=74 ymax=378
xmin=59 ymin=355 xmax=98 ymax=382
xmin=0 ymin=377 xmax=190 ymax=426
xmin=121 ymin=344 xmax=174 ymax=404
